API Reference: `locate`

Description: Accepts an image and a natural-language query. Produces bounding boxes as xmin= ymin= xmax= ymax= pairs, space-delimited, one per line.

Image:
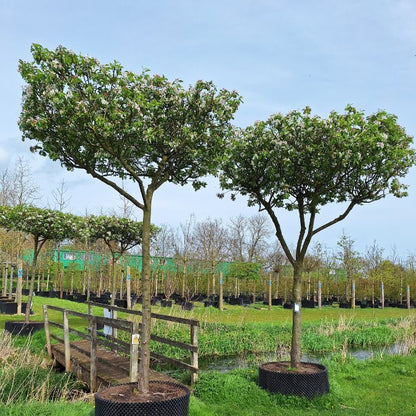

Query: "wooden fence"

xmin=43 ymin=302 xmax=199 ymax=391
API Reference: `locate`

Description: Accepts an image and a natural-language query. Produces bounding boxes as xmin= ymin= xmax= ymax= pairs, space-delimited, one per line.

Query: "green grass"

xmin=191 ymin=354 xmax=416 ymax=416
xmin=2 ymin=354 xmax=415 ymax=415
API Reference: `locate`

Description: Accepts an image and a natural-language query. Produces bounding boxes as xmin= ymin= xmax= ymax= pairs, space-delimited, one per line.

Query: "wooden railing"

xmin=43 ymin=302 xmax=199 ymax=391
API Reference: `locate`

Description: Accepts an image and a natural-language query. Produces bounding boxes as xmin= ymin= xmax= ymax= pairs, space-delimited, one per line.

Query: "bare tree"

xmin=0 ymin=157 xmax=39 ymax=206
xmin=228 ymin=215 xmax=247 ymax=262
xmin=246 ymin=214 xmax=271 ymax=263
xmin=50 ymin=179 xmax=71 ymax=212
xmin=193 ymin=218 xmax=229 ymax=295
xmin=173 ymin=215 xmax=196 ymax=298
xmin=152 ymin=224 xmax=175 ymax=297
xmin=9 ymin=157 xmax=39 ymax=206
xmin=229 ymin=214 xmax=271 ymax=263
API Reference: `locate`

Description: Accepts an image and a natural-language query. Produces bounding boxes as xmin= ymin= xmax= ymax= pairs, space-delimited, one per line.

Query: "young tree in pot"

xmin=18 ymin=44 xmax=241 ymax=400
xmin=220 ymin=106 xmax=415 ymax=379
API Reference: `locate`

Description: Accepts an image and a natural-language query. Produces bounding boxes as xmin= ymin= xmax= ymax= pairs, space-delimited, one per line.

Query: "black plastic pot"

xmin=181 ymin=302 xmax=194 ymax=311
xmin=0 ymin=301 xmax=17 ymax=314
xmin=95 ymin=381 xmax=190 ymax=416
xmin=4 ymin=321 xmax=44 ymax=336
xmin=258 ymin=362 xmax=329 ymax=399
xmin=161 ymin=300 xmax=173 ymax=307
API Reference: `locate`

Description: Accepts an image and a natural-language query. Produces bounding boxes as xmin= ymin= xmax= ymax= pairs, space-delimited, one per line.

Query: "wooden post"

xmin=351 ymin=280 xmax=356 ymax=309
xmin=1 ymin=262 xmax=7 ymax=297
xmin=16 ymin=262 xmax=23 ymax=315
xmin=130 ymin=321 xmax=139 ymax=382
xmin=43 ymin=305 xmax=52 ymax=356
xmin=219 ymin=272 xmax=224 ymax=311
xmin=268 ymin=274 xmax=272 ymax=311
xmin=381 ymin=281 xmax=385 ymax=309
xmin=190 ymin=323 xmax=198 ymax=385
xmin=8 ymin=266 xmax=13 ymax=300
xmin=88 ymin=303 xmax=93 ymax=317
xmin=407 ymin=285 xmax=411 ymax=309
xmin=112 ymin=309 xmax=118 ymax=350
xmin=318 ymin=280 xmax=322 ymax=309
xmin=63 ymin=310 xmax=71 ymax=372
xmin=90 ymin=316 xmax=98 ymax=392
xmin=126 ymin=266 xmax=131 ymax=309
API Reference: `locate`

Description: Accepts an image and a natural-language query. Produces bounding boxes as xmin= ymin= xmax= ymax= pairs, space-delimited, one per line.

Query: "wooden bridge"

xmin=42 ymin=302 xmax=199 ymax=392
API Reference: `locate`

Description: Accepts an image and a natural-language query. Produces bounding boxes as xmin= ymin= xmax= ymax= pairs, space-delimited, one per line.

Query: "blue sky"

xmin=1 ymin=0 xmax=415 ymax=258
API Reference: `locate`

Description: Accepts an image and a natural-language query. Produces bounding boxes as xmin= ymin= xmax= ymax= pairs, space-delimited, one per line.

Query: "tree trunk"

xmin=290 ymin=261 xmax=303 ymax=369
xmin=138 ymin=192 xmax=153 ymax=394
xmin=25 ymin=239 xmax=40 ymax=323
xmin=110 ymin=255 xmax=116 ymax=306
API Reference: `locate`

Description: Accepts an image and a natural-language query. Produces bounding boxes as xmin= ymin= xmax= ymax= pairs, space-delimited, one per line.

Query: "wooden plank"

xmin=50 ymin=340 xmax=178 ymax=391
xmin=150 ymin=333 xmax=198 ymax=352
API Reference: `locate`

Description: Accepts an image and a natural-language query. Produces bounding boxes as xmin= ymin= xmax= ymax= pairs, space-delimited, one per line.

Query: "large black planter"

xmin=0 ymin=301 xmax=17 ymax=314
xmin=259 ymin=362 xmax=329 ymax=399
xmin=4 ymin=321 xmax=44 ymax=336
xmin=95 ymin=381 xmax=190 ymax=416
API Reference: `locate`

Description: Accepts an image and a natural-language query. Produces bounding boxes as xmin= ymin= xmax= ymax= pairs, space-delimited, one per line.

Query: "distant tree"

xmin=336 ymin=232 xmax=362 ymax=301
xmin=86 ymin=214 xmax=145 ymax=304
xmin=229 ymin=214 xmax=271 ymax=263
xmin=50 ymin=179 xmax=72 ymax=298
xmin=363 ymin=240 xmax=384 ymax=301
xmin=152 ymin=223 xmax=175 ymax=297
xmin=265 ymin=241 xmax=289 ymax=299
xmin=220 ymin=105 xmax=415 ymax=369
xmin=0 ymin=205 xmax=79 ymax=322
xmin=173 ymin=215 xmax=196 ymax=298
xmin=0 ymin=157 xmax=39 ymax=206
xmin=18 ymin=44 xmax=241 ymax=393
xmin=303 ymin=243 xmax=323 ymax=301
xmin=193 ymin=218 xmax=229 ymax=295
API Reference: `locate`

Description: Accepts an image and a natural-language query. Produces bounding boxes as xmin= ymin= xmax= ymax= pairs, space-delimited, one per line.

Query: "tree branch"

xmin=312 ymin=200 xmax=357 ymax=236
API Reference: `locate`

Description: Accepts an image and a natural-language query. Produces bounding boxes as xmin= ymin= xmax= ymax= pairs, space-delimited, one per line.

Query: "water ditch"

xmin=198 ymin=342 xmax=411 ymax=372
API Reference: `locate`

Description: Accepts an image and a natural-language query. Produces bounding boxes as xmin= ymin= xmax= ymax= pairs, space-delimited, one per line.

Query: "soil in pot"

xmin=95 ymin=380 xmax=190 ymax=416
xmin=259 ymin=361 xmax=329 ymax=399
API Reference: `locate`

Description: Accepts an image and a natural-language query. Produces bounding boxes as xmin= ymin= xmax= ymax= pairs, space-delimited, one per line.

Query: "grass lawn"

xmin=1 ymin=354 xmax=415 ymax=416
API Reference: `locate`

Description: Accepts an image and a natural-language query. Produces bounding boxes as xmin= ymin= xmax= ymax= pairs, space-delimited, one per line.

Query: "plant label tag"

xmin=131 ymin=334 xmax=140 ymax=345
xmin=294 ymin=302 xmax=300 ymax=313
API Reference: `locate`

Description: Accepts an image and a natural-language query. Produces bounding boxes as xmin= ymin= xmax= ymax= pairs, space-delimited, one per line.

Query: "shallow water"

xmin=198 ymin=342 xmax=410 ymax=372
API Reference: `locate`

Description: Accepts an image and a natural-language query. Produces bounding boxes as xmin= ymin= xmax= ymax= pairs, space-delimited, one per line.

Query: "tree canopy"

xmin=18 ymin=44 xmax=241 ymax=206
xmin=220 ymin=105 xmax=415 ymax=265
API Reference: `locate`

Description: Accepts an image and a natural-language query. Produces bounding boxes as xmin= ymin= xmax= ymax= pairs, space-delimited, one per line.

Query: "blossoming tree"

xmin=0 ymin=205 xmax=80 ymax=322
xmin=18 ymin=44 xmax=241 ymax=393
xmin=220 ymin=106 xmax=415 ymax=369
xmin=86 ymin=214 xmax=147 ymax=305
